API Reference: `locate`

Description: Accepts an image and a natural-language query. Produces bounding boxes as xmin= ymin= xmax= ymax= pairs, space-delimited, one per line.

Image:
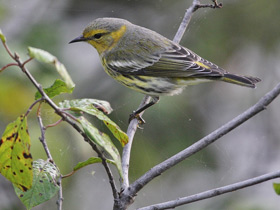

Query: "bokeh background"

xmin=1 ymin=0 xmax=280 ymax=209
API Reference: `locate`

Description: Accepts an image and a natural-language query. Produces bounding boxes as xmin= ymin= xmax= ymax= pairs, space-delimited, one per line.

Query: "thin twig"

xmin=173 ymin=0 xmax=200 ymax=43
xmin=37 ymin=102 xmax=54 ymax=160
xmin=56 ymin=175 xmax=63 ymax=210
xmin=60 ymin=110 xmax=79 ymax=122
xmin=125 ymin=82 xmax=280 ymax=200
xmin=22 ymin=57 xmax=33 ymax=66
xmin=194 ymin=0 xmax=222 ymax=12
xmin=2 ymin=41 xmax=15 ymax=59
xmin=0 ymin=63 xmax=18 ymax=72
xmin=138 ymin=170 xmax=280 ymax=210
xmin=45 ymin=118 xmax=63 ymax=129
xmin=25 ymin=98 xmax=44 ymax=116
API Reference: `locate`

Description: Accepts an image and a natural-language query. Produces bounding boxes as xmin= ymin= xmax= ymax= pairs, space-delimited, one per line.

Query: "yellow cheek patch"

xmin=109 ymin=25 xmax=126 ymax=50
xmin=195 ymin=61 xmax=210 ymax=69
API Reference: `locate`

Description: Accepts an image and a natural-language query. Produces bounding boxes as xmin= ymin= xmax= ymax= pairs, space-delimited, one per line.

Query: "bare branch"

xmin=56 ymin=175 xmax=63 ymax=210
xmin=22 ymin=57 xmax=33 ymax=66
xmin=125 ymin=82 xmax=280 ymax=199
xmin=138 ymin=170 xmax=280 ymax=210
xmin=37 ymin=102 xmax=54 ymax=160
xmin=25 ymin=98 xmax=44 ymax=116
xmin=2 ymin=40 xmax=15 ymax=59
xmin=122 ymin=95 xmax=151 ymax=190
xmin=0 ymin=63 xmax=18 ymax=72
xmin=173 ymin=0 xmax=200 ymax=43
xmin=173 ymin=0 xmax=222 ymax=43
xmin=45 ymin=118 xmax=63 ymax=129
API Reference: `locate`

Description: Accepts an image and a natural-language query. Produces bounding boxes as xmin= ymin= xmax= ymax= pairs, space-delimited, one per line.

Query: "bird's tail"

xmin=222 ymin=73 xmax=261 ymax=88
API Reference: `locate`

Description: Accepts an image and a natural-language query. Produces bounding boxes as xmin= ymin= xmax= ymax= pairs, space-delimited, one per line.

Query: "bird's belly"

xmin=113 ymin=74 xmax=185 ymax=96
xmin=105 ymin=67 xmax=211 ymax=96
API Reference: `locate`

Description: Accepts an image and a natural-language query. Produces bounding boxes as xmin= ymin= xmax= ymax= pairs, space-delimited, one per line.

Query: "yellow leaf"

xmin=0 ymin=115 xmax=33 ymax=191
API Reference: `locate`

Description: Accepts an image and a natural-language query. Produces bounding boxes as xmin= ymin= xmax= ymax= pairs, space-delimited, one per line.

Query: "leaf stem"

xmin=45 ymin=118 xmax=63 ymax=129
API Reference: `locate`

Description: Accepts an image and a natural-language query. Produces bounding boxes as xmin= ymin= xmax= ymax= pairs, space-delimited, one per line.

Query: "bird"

xmin=69 ymin=17 xmax=260 ymax=122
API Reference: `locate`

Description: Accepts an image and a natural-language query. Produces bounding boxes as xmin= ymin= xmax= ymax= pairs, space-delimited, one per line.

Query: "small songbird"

xmin=69 ymin=17 xmax=260 ymax=119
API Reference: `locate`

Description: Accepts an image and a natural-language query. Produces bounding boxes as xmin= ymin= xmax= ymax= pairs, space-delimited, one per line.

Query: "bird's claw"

xmin=129 ymin=111 xmax=146 ymax=125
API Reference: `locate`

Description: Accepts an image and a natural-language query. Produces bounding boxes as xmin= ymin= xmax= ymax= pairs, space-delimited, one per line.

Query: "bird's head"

xmin=69 ymin=18 xmax=129 ymax=54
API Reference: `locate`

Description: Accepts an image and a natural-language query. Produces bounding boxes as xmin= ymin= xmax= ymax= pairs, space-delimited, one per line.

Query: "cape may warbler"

xmin=70 ymin=18 xmax=260 ymax=118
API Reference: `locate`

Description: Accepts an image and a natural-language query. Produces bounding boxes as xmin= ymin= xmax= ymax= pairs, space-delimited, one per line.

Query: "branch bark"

xmin=122 ymin=95 xmax=152 ymax=190
xmin=138 ymin=170 xmax=280 ymax=210
xmin=123 ymin=82 xmax=280 ymax=201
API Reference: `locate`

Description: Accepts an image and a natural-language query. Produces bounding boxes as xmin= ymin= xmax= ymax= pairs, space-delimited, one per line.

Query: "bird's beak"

xmin=69 ymin=35 xmax=87 ymax=44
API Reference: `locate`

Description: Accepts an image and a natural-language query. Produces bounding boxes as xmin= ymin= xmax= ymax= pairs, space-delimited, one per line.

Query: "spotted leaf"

xmin=14 ymin=159 xmax=60 ymax=210
xmin=0 ymin=115 xmax=33 ymax=191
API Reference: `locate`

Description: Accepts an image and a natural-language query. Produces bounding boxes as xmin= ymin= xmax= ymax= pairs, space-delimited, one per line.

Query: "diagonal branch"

xmin=138 ymin=170 xmax=280 ymax=210
xmin=173 ymin=0 xmax=200 ymax=43
xmin=125 ymin=82 xmax=280 ymax=199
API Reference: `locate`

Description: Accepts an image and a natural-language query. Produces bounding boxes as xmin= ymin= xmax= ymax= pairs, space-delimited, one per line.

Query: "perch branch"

xmin=125 ymin=82 xmax=280 ymax=200
xmin=138 ymin=170 xmax=280 ymax=210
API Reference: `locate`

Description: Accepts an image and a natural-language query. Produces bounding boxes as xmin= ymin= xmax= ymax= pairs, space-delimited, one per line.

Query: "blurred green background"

xmin=0 ymin=0 xmax=280 ymax=209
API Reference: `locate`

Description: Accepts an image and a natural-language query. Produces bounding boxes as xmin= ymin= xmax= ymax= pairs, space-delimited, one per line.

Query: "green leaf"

xmin=27 ymin=47 xmax=75 ymax=89
xmin=54 ymin=61 xmax=75 ymax=89
xmin=78 ymin=117 xmax=123 ymax=178
xmin=73 ymin=157 xmax=102 ymax=171
xmin=35 ymin=79 xmax=74 ymax=100
xmin=28 ymin=47 xmax=56 ymax=63
xmin=59 ymin=99 xmax=128 ymax=146
xmin=0 ymin=115 xmax=33 ymax=191
xmin=0 ymin=29 xmax=6 ymax=43
xmin=273 ymin=182 xmax=280 ymax=195
xmin=59 ymin=98 xmax=113 ymax=114
xmin=73 ymin=157 xmax=115 ymax=172
xmin=14 ymin=159 xmax=60 ymax=209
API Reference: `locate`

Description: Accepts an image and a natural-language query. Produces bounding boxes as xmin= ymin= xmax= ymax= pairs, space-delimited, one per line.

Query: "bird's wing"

xmin=105 ymin=43 xmax=225 ymax=78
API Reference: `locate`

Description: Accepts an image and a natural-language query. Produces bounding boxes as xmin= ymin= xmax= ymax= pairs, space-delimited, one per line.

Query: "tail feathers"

xmin=222 ymin=73 xmax=261 ymax=88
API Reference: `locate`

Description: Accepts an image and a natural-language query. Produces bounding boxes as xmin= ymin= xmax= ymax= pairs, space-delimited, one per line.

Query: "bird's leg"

xmin=129 ymin=96 xmax=160 ymax=124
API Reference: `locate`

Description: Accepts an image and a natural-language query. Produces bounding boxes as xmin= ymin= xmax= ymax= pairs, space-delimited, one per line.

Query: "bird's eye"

xmin=93 ymin=33 xmax=103 ymax=39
